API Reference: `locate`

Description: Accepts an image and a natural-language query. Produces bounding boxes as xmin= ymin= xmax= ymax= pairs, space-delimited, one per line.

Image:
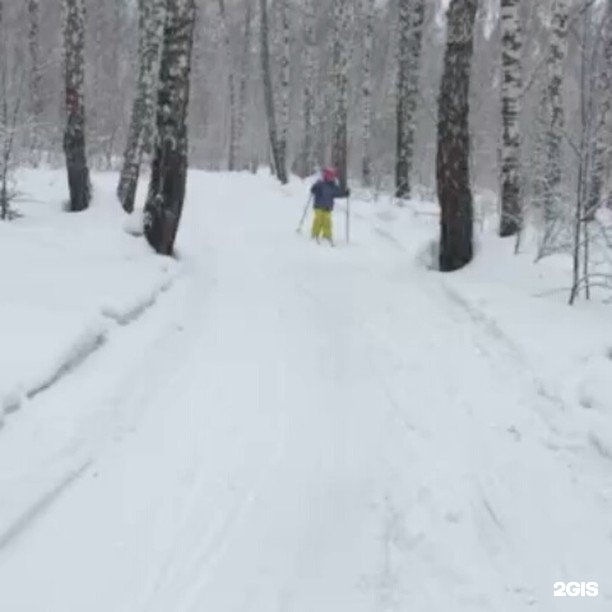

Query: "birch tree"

xmin=542 ymin=0 xmax=570 ymax=224
xmin=144 ymin=0 xmax=196 ymax=255
xmin=587 ymin=0 xmax=612 ymax=218
xmin=331 ymin=0 xmax=352 ymax=191
xmin=27 ymin=0 xmax=43 ymax=165
xmin=396 ymin=0 xmax=425 ymax=199
xmin=62 ymin=0 xmax=91 ymax=212
xmin=259 ymin=0 xmax=287 ymax=183
xmin=118 ymin=0 xmax=165 ymax=213
xmin=499 ymin=0 xmax=523 ymax=237
xmin=276 ymin=0 xmax=291 ymax=176
xmin=437 ymin=0 xmax=478 ymax=272
xmin=236 ymin=0 xmax=252 ymax=171
xmin=218 ymin=0 xmax=238 ymax=171
xmin=296 ymin=0 xmax=317 ymax=178
xmin=570 ymin=3 xmax=597 ymax=304
xmin=361 ymin=0 xmax=374 ymax=187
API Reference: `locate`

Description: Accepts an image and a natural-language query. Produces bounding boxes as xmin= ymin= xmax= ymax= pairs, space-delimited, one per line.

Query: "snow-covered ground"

xmin=0 ymin=169 xmax=611 ymax=611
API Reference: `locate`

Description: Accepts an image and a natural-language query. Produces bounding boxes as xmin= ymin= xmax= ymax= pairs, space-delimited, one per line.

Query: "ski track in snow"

xmin=0 ymin=171 xmax=611 ymax=611
xmin=0 ymin=460 xmax=92 ymax=552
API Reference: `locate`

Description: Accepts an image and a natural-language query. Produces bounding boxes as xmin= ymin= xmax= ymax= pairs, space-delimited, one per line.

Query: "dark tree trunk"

xmin=144 ymin=0 xmax=196 ymax=256
xmin=63 ymin=0 xmax=91 ymax=212
xmin=436 ymin=0 xmax=478 ymax=272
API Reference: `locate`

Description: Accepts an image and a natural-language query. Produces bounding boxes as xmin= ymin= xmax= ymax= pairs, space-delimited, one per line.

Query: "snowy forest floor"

xmin=0 ymin=168 xmax=611 ymax=611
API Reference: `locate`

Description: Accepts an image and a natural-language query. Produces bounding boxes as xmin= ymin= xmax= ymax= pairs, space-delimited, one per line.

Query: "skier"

xmin=310 ymin=167 xmax=350 ymax=245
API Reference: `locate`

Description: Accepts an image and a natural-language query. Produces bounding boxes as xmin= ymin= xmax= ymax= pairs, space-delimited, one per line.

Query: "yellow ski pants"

xmin=311 ymin=209 xmax=332 ymax=240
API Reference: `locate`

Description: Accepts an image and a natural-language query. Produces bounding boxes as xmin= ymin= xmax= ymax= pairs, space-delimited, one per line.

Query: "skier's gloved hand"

xmin=344 ymin=188 xmax=351 ymax=197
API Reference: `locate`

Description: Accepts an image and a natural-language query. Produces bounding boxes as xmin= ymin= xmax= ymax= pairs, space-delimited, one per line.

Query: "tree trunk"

xmin=587 ymin=0 xmax=612 ymax=219
xmin=62 ymin=0 xmax=91 ymax=212
xmin=276 ymin=0 xmax=290 ymax=176
xmin=118 ymin=0 xmax=165 ymax=213
xmin=259 ymin=0 xmax=287 ymax=184
xmin=499 ymin=0 xmax=523 ymax=236
xmin=361 ymin=0 xmax=374 ymax=187
xmin=218 ymin=0 xmax=238 ymax=171
xmin=144 ymin=0 xmax=196 ymax=256
xmin=331 ymin=0 xmax=352 ymax=192
xmin=543 ymin=0 xmax=570 ymax=224
xmin=570 ymin=6 xmax=595 ymax=305
xmin=27 ymin=0 xmax=43 ymax=166
xmin=395 ymin=0 xmax=425 ymax=199
xmin=437 ymin=0 xmax=478 ymax=272
xmin=236 ymin=0 xmax=252 ymax=171
xmin=295 ymin=0 xmax=316 ymax=178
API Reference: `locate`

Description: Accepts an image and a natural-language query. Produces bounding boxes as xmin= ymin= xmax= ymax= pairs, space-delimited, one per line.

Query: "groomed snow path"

xmin=0 ymin=171 xmax=610 ymax=611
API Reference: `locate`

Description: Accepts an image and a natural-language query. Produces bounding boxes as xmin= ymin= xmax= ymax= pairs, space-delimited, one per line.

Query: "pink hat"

xmin=322 ymin=167 xmax=337 ymax=182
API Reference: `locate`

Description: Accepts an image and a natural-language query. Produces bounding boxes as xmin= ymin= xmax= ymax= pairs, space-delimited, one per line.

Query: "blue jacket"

xmin=310 ymin=179 xmax=346 ymax=211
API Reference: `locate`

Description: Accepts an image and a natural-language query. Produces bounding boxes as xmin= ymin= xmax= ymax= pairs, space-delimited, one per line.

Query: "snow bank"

xmin=349 ymin=190 xmax=612 ymax=464
xmin=0 ymin=169 xmax=178 ymax=424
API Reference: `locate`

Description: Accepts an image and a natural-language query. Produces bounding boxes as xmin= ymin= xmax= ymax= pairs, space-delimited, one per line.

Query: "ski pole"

xmin=346 ymin=193 xmax=350 ymax=244
xmin=296 ymin=194 xmax=313 ymax=233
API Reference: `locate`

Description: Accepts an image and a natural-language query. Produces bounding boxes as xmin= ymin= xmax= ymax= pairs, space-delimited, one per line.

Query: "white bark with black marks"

xmin=27 ymin=0 xmax=43 ymax=165
xmin=118 ymin=0 xmax=165 ymax=213
xmin=236 ymin=0 xmax=252 ymax=171
xmin=62 ymin=0 xmax=91 ymax=212
xmin=144 ymin=0 xmax=196 ymax=256
xmin=259 ymin=0 xmax=287 ymax=184
xmin=499 ymin=0 xmax=523 ymax=236
xmin=276 ymin=0 xmax=290 ymax=176
xmin=218 ymin=0 xmax=238 ymax=171
xmin=296 ymin=0 xmax=317 ymax=178
xmin=396 ymin=0 xmax=425 ymax=199
xmin=588 ymin=0 xmax=612 ymax=217
xmin=361 ymin=0 xmax=374 ymax=187
xmin=543 ymin=0 xmax=570 ymax=224
xmin=331 ymin=0 xmax=352 ymax=191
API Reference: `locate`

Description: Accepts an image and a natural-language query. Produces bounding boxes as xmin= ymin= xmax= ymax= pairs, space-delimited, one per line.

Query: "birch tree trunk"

xmin=259 ymin=0 xmax=287 ymax=184
xmin=62 ymin=0 xmax=91 ymax=212
xmin=236 ymin=0 xmax=252 ymax=171
xmin=331 ymin=0 xmax=352 ymax=192
xmin=437 ymin=0 xmax=478 ymax=272
xmin=144 ymin=0 xmax=196 ymax=255
xmin=570 ymin=5 xmax=596 ymax=304
xmin=587 ymin=0 xmax=612 ymax=218
xmin=361 ymin=0 xmax=374 ymax=187
xmin=396 ymin=0 xmax=425 ymax=199
xmin=118 ymin=0 xmax=165 ymax=213
xmin=542 ymin=0 xmax=570 ymax=224
xmin=218 ymin=0 xmax=238 ymax=171
xmin=28 ymin=0 xmax=43 ymax=165
xmin=296 ymin=0 xmax=316 ymax=178
xmin=499 ymin=0 xmax=523 ymax=236
xmin=277 ymin=0 xmax=290 ymax=176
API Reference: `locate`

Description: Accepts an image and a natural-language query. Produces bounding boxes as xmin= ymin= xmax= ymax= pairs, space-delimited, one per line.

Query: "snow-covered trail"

xmin=0 ymin=172 xmax=610 ymax=611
